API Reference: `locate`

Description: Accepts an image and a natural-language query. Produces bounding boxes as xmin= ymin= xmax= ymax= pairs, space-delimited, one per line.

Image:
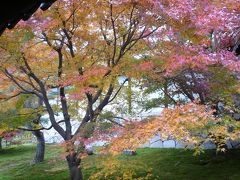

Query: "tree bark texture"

xmin=32 ymin=130 xmax=45 ymax=163
xmin=0 ymin=137 xmax=2 ymax=150
xmin=66 ymin=153 xmax=83 ymax=180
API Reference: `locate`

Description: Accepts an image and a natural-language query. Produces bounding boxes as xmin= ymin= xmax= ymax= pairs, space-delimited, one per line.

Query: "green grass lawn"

xmin=1 ymin=144 xmax=240 ymax=179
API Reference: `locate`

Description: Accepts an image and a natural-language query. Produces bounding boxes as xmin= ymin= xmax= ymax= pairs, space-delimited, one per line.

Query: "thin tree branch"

xmin=108 ymin=78 xmax=128 ymax=103
xmin=18 ymin=120 xmax=65 ymax=132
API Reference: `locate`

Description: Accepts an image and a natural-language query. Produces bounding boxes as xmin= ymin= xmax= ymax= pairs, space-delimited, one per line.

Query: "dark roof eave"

xmin=0 ymin=0 xmax=56 ymax=35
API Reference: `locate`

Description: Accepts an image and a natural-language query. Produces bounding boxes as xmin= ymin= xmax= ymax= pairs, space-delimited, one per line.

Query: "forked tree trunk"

xmin=66 ymin=153 xmax=83 ymax=180
xmin=32 ymin=130 xmax=45 ymax=163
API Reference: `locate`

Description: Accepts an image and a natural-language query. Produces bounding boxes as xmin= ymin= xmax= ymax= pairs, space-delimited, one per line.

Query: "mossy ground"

xmin=0 ymin=145 xmax=240 ymax=179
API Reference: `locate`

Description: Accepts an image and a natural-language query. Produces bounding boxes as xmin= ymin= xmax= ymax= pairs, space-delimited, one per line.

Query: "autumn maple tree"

xmin=105 ymin=0 xmax=240 ymax=157
xmin=0 ymin=0 xmax=160 ymax=179
xmin=0 ymin=0 xmax=240 ymax=179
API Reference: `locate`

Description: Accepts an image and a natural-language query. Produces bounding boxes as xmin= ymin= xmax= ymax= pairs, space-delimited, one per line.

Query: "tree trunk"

xmin=66 ymin=153 xmax=83 ymax=180
xmin=32 ymin=130 xmax=45 ymax=164
xmin=0 ymin=137 xmax=2 ymax=150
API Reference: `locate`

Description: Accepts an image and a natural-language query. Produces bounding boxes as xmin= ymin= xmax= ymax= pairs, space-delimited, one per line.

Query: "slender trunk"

xmin=0 ymin=137 xmax=2 ymax=150
xmin=163 ymin=80 xmax=169 ymax=108
xmin=66 ymin=153 xmax=83 ymax=180
xmin=127 ymin=78 xmax=132 ymax=114
xmin=32 ymin=130 xmax=45 ymax=163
